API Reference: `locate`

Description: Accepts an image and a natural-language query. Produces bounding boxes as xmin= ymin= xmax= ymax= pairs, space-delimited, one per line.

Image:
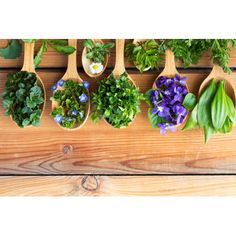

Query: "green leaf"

xmin=198 ymin=79 xmax=217 ymax=128
xmin=183 ymin=93 xmax=197 ymax=110
xmin=204 ymin=125 xmax=215 ymax=143
xmin=211 ymin=80 xmax=227 ymax=129
xmin=218 ymin=117 xmax=233 ymax=133
xmin=182 ymin=103 xmax=199 ymax=130
xmin=34 ymin=42 xmax=47 ymax=68
xmin=225 ymin=94 xmax=236 ymax=123
xmin=51 ymin=44 xmax=75 ymax=54
xmin=0 ymin=40 xmax=22 ymax=59
xmin=22 ymin=118 xmax=31 ymax=127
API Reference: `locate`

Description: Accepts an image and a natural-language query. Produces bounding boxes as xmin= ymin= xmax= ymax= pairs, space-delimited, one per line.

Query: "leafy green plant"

xmin=51 ymin=79 xmax=89 ymax=129
xmin=0 ymin=40 xmax=22 ymax=59
xmin=2 ymin=71 xmax=44 ymax=128
xmin=183 ymin=79 xmax=236 ymax=143
xmin=23 ymin=39 xmax=76 ymax=68
xmin=125 ymin=39 xmax=163 ymax=73
xmin=83 ymin=39 xmax=114 ymax=64
xmin=91 ymin=72 xmax=142 ymax=128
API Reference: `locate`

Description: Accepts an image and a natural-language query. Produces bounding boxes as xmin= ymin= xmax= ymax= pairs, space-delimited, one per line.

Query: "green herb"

xmin=0 ymin=40 xmax=22 ymax=59
xmin=51 ymin=80 xmax=88 ymax=129
xmin=183 ymin=78 xmax=236 ymax=143
xmin=23 ymin=39 xmax=76 ymax=68
xmin=2 ymin=71 xmax=44 ymax=128
xmin=83 ymin=39 xmax=114 ymax=64
xmin=197 ymin=79 xmax=217 ymax=128
xmin=91 ymin=72 xmax=142 ymax=128
xmin=211 ymin=80 xmax=227 ymax=129
xmin=183 ymin=92 xmax=197 ymax=110
xmin=125 ymin=39 xmax=163 ymax=73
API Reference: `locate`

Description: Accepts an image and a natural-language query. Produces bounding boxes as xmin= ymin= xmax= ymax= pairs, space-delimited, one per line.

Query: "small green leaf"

xmin=183 ymin=93 xmax=197 ymax=110
xmin=0 ymin=40 xmax=22 ymax=59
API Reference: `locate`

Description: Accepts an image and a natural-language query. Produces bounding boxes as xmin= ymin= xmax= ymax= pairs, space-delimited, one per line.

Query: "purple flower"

xmin=71 ymin=109 xmax=77 ymax=116
xmin=54 ymin=114 xmax=63 ymax=123
xmin=158 ymin=123 xmax=176 ymax=135
xmin=83 ymin=81 xmax=90 ymax=89
xmin=152 ymin=105 xmax=170 ymax=117
xmin=51 ymin=84 xmax=57 ymax=91
xmin=57 ymin=79 xmax=65 ymax=87
xmin=79 ymin=93 xmax=88 ymax=103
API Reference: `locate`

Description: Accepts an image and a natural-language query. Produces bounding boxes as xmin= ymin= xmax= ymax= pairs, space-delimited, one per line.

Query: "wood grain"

xmin=1 ymin=39 xmax=236 ymax=69
xmin=1 ymin=70 xmax=236 ymax=175
xmin=0 ymin=175 xmax=236 ymax=196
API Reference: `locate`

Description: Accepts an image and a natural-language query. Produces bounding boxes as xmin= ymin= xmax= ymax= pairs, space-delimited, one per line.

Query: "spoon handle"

xmin=113 ymin=39 xmax=125 ymax=76
xmin=211 ymin=64 xmax=225 ymax=77
xmin=162 ymin=49 xmax=178 ymax=75
xmin=22 ymin=42 xmax=35 ymax=72
xmin=66 ymin=39 xmax=79 ymax=78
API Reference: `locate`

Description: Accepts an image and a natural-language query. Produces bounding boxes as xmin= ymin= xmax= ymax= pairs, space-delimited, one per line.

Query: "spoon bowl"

xmin=199 ymin=64 xmax=236 ymax=104
xmin=104 ymin=39 xmax=137 ymax=128
xmin=51 ymin=39 xmax=90 ymax=131
xmin=152 ymin=49 xmax=189 ymax=128
xmin=82 ymin=39 xmax=108 ymax=78
xmin=10 ymin=41 xmax=46 ymax=127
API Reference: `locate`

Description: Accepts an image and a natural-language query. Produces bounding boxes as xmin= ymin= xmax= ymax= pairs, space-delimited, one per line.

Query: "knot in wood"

xmin=81 ymin=176 xmax=99 ymax=192
xmin=63 ymin=145 xmax=73 ymax=154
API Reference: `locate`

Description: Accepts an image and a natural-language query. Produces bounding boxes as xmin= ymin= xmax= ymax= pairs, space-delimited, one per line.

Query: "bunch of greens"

xmin=183 ymin=79 xmax=236 ymax=143
xmin=23 ymin=39 xmax=76 ymax=68
xmin=91 ymin=72 xmax=142 ymax=128
xmin=2 ymin=71 xmax=44 ymax=128
xmin=51 ymin=79 xmax=89 ymax=129
xmin=163 ymin=39 xmax=236 ymax=73
xmin=125 ymin=39 xmax=164 ymax=73
xmin=0 ymin=40 xmax=22 ymax=59
xmin=83 ymin=39 xmax=114 ymax=64
xmin=125 ymin=39 xmax=236 ymax=73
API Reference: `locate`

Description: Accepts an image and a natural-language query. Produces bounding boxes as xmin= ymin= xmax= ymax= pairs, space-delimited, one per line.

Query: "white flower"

xmin=89 ymin=62 xmax=104 ymax=74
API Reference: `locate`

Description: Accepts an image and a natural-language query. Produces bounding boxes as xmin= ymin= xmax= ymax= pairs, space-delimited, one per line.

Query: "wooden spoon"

xmin=132 ymin=39 xmax=151 ymax=71
xmin=51 ymin=39 xmax=90 ymax=131
xmin=10 ymin=41 xmax=46 ymax=127
xmin=152 ymin=49 xmax=189 ymax=127
xmin=199 ymin=64 xmax=236 ymax=104
xmin=82 ymin=39 xmax=108 ymax=78
xmin=105 ymin=39 xmax=136 ymax=128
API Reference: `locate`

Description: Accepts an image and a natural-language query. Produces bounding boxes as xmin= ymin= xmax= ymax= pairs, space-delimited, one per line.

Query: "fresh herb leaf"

xmin=183 ymin=92 xmax=197 ymax=110
xmin=2 ymin=71 xmax=44 ymax=128
xmin=91 ymin=72 xmax=142 ymax=128
xmin=0 ymin=40 xmax=22 ymax=59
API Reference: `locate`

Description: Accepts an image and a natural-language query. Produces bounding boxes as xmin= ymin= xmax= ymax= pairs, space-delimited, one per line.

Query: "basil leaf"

xmin=218 ymin=117 xmax=233 ymax=133
xmin=204 ymin=125 xmax=215 ymax=143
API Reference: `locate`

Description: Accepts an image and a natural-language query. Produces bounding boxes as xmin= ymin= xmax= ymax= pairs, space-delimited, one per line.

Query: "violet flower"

xmin=79 ymin=93 xmax=88 ymax=103
xmin=54 ymin=114 xmax=63 ymax=123
xmin=57 ymin=79 xmax=65 ymax=87
xmin=83 ymin=81 xmax=90 ymax=89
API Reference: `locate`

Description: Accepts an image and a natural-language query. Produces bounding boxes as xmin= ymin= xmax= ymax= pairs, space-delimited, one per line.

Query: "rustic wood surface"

xmin=0 ymin=39 xmax=236 ymax=195
xmin=0 ymin=175 xmax=236 ymax=196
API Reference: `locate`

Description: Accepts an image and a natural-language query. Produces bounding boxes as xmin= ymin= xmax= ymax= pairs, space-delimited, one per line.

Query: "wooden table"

xmin=1 ymin=39 xmax=236 ymax=196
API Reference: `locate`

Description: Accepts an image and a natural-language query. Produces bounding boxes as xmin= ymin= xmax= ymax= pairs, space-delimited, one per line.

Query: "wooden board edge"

xmin=0 ymin=175 xmax=236 ymax=196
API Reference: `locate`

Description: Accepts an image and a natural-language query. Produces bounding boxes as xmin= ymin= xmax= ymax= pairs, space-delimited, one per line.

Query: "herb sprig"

xmin=83 ymin=39 xmax=114 ymax=64
xmin=23 ymin=39 xmax=76 ymax=68
xmin=91 ymin=72 xmax=142 ymax=128
xmin=2 ymin=71 xmax=44 ymax=128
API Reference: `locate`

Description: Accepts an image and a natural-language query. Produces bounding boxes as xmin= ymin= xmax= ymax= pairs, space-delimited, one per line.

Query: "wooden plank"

xmin=1 ymin=39 xmax=236 ymax=69
xmin=0 ymin=175 xmax=236 ymax=196
xmin=0 ymin=70 xmax=236 ymax=175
